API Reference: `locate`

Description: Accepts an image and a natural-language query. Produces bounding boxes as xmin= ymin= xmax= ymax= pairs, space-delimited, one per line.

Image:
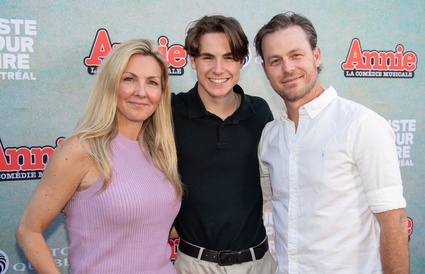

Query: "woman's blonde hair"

xmin=70 ymin=38 xmax=182 ymax=198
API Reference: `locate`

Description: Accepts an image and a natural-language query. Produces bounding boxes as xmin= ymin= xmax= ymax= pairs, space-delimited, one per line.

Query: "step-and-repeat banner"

xmin=1 ymin=1 xmax=424 ymax=273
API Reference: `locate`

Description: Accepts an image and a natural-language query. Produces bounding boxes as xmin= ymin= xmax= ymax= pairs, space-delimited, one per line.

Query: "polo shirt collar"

xmin=186 ymin=82 xmax=255 ymax=121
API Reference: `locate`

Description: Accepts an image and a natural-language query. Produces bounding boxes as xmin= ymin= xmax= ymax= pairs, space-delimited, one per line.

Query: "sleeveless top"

xmin=64 ymin=133 xmax=180 ymax=273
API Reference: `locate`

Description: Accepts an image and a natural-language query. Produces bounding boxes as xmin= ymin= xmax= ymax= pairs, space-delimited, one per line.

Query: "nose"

xmin=212 ymin=59 xmax=225 ymax=74
xmin=134 ymin=82 xmax=147 ymax=97
xmin=281 ymin=60 xmax=295 ymax=73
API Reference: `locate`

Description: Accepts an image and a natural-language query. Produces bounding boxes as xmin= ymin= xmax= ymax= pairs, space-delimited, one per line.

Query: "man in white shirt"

xmin=254 ymin=12 xmax=409 ymax=274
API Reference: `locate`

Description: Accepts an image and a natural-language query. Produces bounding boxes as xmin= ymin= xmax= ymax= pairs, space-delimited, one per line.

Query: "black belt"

xmin=178 ymin=238 xmax=269 ymax=266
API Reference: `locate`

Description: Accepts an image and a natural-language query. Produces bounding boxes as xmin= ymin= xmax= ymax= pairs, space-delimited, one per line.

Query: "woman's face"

xmin=116 ymin=54 xmax=163 ymax=132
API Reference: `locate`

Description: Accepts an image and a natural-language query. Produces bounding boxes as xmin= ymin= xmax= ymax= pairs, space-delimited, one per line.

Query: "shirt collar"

xmin=303 ymin=85 xmax=337 ymax=119
xmin=281 ymin=85 xmax=337 ymax=120
xmin=186 ymin=82 xmax=254 ymax=121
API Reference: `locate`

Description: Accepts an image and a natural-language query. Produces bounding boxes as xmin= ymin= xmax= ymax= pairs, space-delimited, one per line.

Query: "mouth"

xmin=129 ymin=101 xmax=148 ymax=108
xmin=282 ymin=75 xmax=302 ymax=84
xmin=209 ymin=78 xmax=229 ymax=84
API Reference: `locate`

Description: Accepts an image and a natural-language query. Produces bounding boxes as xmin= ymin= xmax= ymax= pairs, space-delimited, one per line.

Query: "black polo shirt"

xmin=172 ymin=82 xmax=273 ymax=251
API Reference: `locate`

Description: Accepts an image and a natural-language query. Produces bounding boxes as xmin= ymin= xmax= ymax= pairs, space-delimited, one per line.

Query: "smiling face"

xmin=116 ymin=54 xmax=163 ymax=135
xmin=190 ymin=32 xmax=243 ymax=100
xmin=261 ymin=25 xmax=322 ymax=105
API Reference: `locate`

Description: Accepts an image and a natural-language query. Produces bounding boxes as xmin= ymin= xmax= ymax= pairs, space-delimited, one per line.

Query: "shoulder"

xmin=41 ymin=135 xmax=98 ymax=192
xmin=171 ymin=91 xmax=189 ymax=106
xmin=171 ymin=84 xmax=197 ymax=107
xmin=335 ymin=96 xmax=387 ymax=124
xmin=55 ymin=135 xmax=87 ymax=156
xmin=258 ymin=117 xmax=282 ymax=155
xmin=50 ymin=135 xmax=93 ymax=169
xmin=243 ymin=94 xmax=273 ymax=120
xmin=236 ymin=84 xmax=271 ymax=112
xmin=245 ymin=94 xmax=269 ymax=106
xmin=171 ymin=92 xmax=191 ymax=118
xmin=331 ymin=97 xmax=393 ymax=142
xmin=262 ymin=117 xmax=281 ymax=135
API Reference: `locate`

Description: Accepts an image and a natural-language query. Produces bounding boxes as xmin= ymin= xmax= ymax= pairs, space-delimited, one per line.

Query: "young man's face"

xmin=261 ymin=25 xmax=321 ymax=104
xmin=190 ymin=32 xmax=243 ymax=99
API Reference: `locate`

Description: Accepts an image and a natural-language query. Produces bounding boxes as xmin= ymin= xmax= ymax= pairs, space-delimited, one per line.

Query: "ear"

xmin=313 ymin=46 xmax=321 ymax=68
xmin=261 ymin=61 xmax=270 ymax=80
xmin=190 ymin=56 xmax=197 ymax=70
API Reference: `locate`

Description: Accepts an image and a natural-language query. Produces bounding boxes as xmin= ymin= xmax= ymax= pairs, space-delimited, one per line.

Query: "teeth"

xmin=210 ymin=78 xmax=227 ymax=84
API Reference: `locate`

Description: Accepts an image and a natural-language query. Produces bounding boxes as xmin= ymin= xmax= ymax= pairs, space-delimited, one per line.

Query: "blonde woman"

xmin=16 ymin=39 xmax=183 ymax=274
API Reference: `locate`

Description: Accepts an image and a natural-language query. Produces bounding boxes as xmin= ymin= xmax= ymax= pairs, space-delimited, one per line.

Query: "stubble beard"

xmin=275 ymin=71 xmax=318 ymax=103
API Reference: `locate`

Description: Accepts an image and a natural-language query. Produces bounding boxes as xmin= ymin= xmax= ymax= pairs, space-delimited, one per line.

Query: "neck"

xmin=285 ymin=84 xmax=325 ymax=131
xmin=118 ymin=123 xmax=142 ymax=141
xmin=200 ymin=90 xmax=240 ymax=120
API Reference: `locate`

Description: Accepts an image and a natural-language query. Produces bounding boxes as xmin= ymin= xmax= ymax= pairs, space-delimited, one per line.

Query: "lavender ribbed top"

xmin=64 ymin=132 xmax=180 ymax=273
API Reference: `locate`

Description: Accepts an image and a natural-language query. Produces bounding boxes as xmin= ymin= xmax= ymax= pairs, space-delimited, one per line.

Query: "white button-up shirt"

xmin=259 ymin=86 xmax=406 ymax=274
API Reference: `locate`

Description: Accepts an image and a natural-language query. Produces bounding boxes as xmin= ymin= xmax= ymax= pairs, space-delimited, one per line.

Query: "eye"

xmin=148 ymin=80 xmax=160 ymax=86
xmin=122 ymin=75 xmax=135 ymax=82
xmin=270 ymin=59 xmax=282 ymax=66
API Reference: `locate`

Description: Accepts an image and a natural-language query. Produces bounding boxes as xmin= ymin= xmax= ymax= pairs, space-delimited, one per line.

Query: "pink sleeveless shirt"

xmin=64 ymin=133 xmax=180 ymax=273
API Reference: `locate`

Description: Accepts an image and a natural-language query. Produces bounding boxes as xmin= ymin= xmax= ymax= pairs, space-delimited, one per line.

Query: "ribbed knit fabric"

xmin=64 ymin=132 xmax=180 ymax=274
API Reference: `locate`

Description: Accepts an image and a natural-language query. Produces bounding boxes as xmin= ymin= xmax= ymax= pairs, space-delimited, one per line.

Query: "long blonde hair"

xmin=70 ymin=39 xmax=183 ymax=198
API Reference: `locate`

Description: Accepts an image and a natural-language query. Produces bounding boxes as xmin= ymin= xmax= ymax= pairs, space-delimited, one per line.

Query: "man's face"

xmin=190 ymin=32 xmax=243 ymax=100
xmin=261 ymin=25 xmax=321 ymax=104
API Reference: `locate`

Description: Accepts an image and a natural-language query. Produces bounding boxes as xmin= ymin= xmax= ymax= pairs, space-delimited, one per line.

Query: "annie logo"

xmin=407 ymin=217 xmax=413 ymax=241
xmin=0 ymin=137 xmax=64 ymax=181
xmin=84 ymin=29 xmax=187 ymax=76
xmin=83 ymin=29 xmax=119 ymax=75
xmin=168 ymin=238 xmax=180 ymax=262
xmin=341 ymin=38 xmax=417 ymax=78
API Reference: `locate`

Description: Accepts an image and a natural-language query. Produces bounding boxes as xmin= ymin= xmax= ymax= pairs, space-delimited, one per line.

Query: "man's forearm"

xmin=376 ymin=209 xmax=409 ymax=273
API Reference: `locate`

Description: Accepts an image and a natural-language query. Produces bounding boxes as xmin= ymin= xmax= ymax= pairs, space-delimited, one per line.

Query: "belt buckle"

xmin=217 ymin=250 xmax=235 ymax=266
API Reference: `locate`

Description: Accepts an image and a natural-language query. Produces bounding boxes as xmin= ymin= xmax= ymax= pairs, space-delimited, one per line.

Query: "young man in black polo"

xmin=172 ymin=15 xmax=277 ymax=273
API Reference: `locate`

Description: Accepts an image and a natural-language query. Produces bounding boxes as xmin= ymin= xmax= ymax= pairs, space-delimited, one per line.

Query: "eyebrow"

xmin=122 ymin=71 xmax=161 ymax=79
xmin=266 ymin=48 xmax=304 ymax=61
xmin=266 ymin=54 xmax=280 ymax=61
xmin=122 ymin=71 xmax=137 ymax=77
xmin=198 ymin=52 xmax=233 ymax=57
